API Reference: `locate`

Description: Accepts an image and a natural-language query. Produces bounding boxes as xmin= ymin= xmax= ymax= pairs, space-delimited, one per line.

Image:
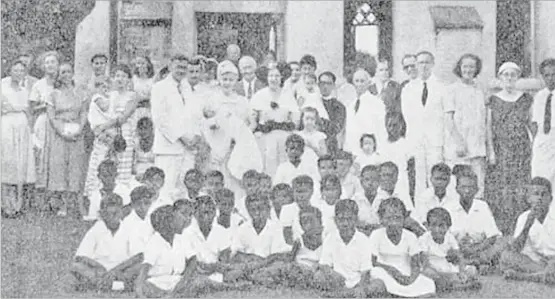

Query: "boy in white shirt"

xmin=121 ymin=186 xmax=156 ymax=257
xmin=501 ymin=177 xmax=555 ymax=284
xmin=85 ymin=160 xmax=131 ymax=221
xmin=445 ymin=170 xmax=508 ymax=271
xmin=231 ymin=170 xmax=260 ymax=228
xmin=203 ymin=170 xmax=225 ymax=195
xmin=134 ymin=205 xmax=195 ymax=297
xmin=413 ymin=163 xmax=457 ymax=225
xmin=314 ymin=174 xmax=342 ymax=237
xmin=142 ymin=167 xmax=172 ymax=215
xmin=274 ymin=134 xmax=319 ymax=185
xmin=315 ymin=199 xmax=386 ymax=297
xmin=228 ymin=193 xmax=295 ymax=286
xmin=213 ymin=188 xmax=235 ymax=229
xmin=355 ymin=165 xmax=382 ymax=236
xmin=281 ymin=175 xmax=315 ymax=244
xmin=71 ymin=194 xmax=143 ymax=292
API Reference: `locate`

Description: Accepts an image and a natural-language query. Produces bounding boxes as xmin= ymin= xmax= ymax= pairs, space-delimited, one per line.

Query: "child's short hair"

xmin=100 ymin=193 xmax=123 ymax=210
xmin=320 ymin=174 xmax=341 ymax=190
xmin=335 ymin=150 xmax=354 ymax=163
xmin=359 ymin=133 xmax=377 ymax=149
xmin=300 ymin=54 xmax=317 ymax=69
xmin=184 ymin=168 xmax=204 ymax=180
xmin=451 ymin=164 xmax=472 ymax=177
xmin=431 ymin=163 xmax=451 ymax=176
xmin=205 ymin=170 xmax=224 ymax=181
xmin=285 ymin=134 xmax=305 ymax=149
xmin=137 ymin=117 xmax=153 ymax=131
xmin=426 ymin=207 xmax=452 ymax=227
xmin=242 ymin=169 xmax=259 ymax=181
xmin=377 ymin=197 xmax=407 ymax=219
xmin=143 ymin=167 xmax=165 ymax=181
xmin=317 ymin=155 xmax=335 ymax=168
xmin=299 ymin=206 xmax=323 ymax=226
xmin=380 ymin=161 xmax=399 ymax=173
xmin=273 ymin=183 xmax=292 ymax=195
xmin=245 ymin=193 xmax=271 ymax=210
xmin=150 ymin=205 xmax=175 ymax=234
xmin=194 ymin=194 xmax=216 ymax=213
xmin=335 ymin=199 xmax=359 ymax=217
xmin=361 ymin=164 xmax=380 ymax=176
xmin=304 ymin=73 xmax=317 ymax=82
xmin=258 ymin=172 xmax=272 ymax=182
xmin=455 ymin=169 xmax=478 ymax=187
xmin=530 ymin=176 xmax=553 ymax=195
xmin=292 ymin=175 xmax=314 ymax=189
xmin=98 ymin=159 xmax=117 ymax=174
xmin=91 ymin=53 xmax=108 ymax=63
xmin=130 ymin=185 xmax=155 ymax=205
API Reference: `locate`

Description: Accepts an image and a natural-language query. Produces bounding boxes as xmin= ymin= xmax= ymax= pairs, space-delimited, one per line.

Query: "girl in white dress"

xmin=370 ymin=197 xmax=436 ymax=297
xmin=298 ymin=74 xmax=329 ymax=119
xmin=353 ymin=133 xmax=382 ymax=174
xmin=296 ymin=107 xmax=328 ymax=158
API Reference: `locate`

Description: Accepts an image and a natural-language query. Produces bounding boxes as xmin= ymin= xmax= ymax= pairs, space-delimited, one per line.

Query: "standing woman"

xmin=45 ymin=63 xmax=88 ymax=217
xmin=251 ymin=63 xmax=299 ymax=176
xmin=29 ymin=51 xmax=59 ymax=205
xmin=1 ymin=60 xmax=36 ymax=217
xmin=131 ymin=55 xmax=155 ymax=126
xmin=486 ymin=62 xmax=533 ymax=235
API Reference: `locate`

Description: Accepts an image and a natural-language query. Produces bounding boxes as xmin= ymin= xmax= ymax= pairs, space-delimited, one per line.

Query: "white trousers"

xmin=155 ymin=153 xmax=194 ymax=197
xmin=414 ymin=141 xmax=443 ymax=197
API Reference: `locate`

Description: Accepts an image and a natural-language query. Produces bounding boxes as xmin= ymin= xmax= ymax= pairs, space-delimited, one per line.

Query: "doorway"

xmin=196 ymin=12 xmax=280 ymax=62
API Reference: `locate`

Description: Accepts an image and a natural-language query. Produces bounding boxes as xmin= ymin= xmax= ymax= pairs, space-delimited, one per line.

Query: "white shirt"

xmin=513 ymin=203 xmax=555 ymax=263
xmin=120 ymin=210 xmax=154 ymax=256
xmin=144 ymin=232 xmax=192 ymax=291
xmin=231 ymin=219 xmax=291 ymax=258
xmin=86 ymin=184 xmax=131 ymax=220
xmin=273 ymin=157 xmax=319 ymax=185
xmin=280 ymin=202 xmax=303 ymax=240
xmin=295 ymin=237 xmax=323 ymax=268
xmin=369 ymin=228 xmax=422 ymax=276
xmin=354 ymin=193 xmax=381 ymax=225
xmin=418 ymin=231 xmax=460 ymax=273
xmin=75 ymin=220 xmax=131 ymax=271
xmin=312 ymin=200 xmax=339 ymax=237
xmin=341 ymin=173 xmax=365 ymax=200
xmin=532 ymin=88 xmax=555 ymax=140
xmin=375 ymin=187 xmax=414 ymax=213
xmin=412 ymin=188 xmax=457 ymax=224
xmin=344 ymin=91 xmax=387 ymax=154
xmin=320 ymin=230 xmax=373 ymax=288
xmin=444 ymin=199 xmax=501 ymax=243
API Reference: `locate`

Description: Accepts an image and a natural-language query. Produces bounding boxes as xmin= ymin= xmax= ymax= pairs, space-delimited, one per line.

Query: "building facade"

xmin=74 ymin=0 xmax=555 ymax=86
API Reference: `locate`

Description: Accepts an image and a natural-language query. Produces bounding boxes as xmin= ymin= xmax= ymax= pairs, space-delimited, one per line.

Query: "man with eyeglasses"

xmin=401 ymin=51 xmax=446 ymax=198
xmin=400 ymin=54 xmax=418 ymax=90
xmin=318 ymin=71 xmax=346 ymax=155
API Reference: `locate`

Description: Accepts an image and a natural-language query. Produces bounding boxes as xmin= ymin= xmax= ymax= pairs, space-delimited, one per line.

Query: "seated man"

xmin=70 ymin=194 xmax=143 ymax=292
xmin=501 ymin=177 xmax=555 ymax=284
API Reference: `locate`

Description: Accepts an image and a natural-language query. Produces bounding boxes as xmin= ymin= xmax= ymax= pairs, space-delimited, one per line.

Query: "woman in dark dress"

xmin=486 ymin=62 xmax=533 ymax=235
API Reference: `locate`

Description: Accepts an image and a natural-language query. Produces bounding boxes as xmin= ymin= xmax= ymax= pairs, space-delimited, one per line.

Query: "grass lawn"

xmin=2 ymin=212 xmax=555 ymax=298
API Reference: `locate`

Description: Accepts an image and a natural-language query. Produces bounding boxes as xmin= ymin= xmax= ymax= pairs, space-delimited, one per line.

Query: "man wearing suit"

xmin=151 ymin=55 xmax=202 ymax=198
xmin=234 ymin=56 xmax=265 ymax=100
xmin=400 ymin=54 xmax=418 ymax=90
xmin=368 ymin=58 xmax=402 ymax=114
xmin=318 ymin=71 xmax=346 ymax=155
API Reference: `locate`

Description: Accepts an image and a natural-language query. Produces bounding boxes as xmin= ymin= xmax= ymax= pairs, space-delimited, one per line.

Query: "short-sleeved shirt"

xmin=375 ymin=187 xmax=414 ymax=213
xmin=369 ymin=228 xmax=422 ymax=276
xmin=413 ymin=188 xmax=458 ymax=224
xmin=273 ymin=157 xmax=319 ymax=185
xmin=354 ymin=194 xmax=381 ymax=225
xmin=120 ymin=210 xmax=154 ymax=256
xmin=341 ymin=173 xmax=365 ymax=200
xmin=231 ymin=219 xmax=291 ymax=258
xmin=513 ymin=204 xmax=555 ymax=262
xmin=312 ymin=200 xmax=339 ymax=237
xmin=320 ymin=230 xmax=373 ymax=288
xmin=295 ymin=237 xmax=323 ymax=268
xmin=144 ymin=232 xmax=192 ymax=290
xmin=418 ymin=231 xmax=460 ymax=273
xmin=444 ymin=199 xmax=501 ymax=242
xmin=75 ymin=220 xmax=130 ymax=271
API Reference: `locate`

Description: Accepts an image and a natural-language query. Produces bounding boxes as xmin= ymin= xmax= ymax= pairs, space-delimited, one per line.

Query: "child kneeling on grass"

xmin=71 ymin=193 xmax=144 ymax=292
xmin=501 ymin=177 xmax=555 ymax=284
xmin=419 ymin=207 xmax=481 ymax=292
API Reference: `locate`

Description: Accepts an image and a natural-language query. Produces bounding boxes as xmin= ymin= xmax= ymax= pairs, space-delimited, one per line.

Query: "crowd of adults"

xmin=1 ymin=44 xmax=555 ymax=239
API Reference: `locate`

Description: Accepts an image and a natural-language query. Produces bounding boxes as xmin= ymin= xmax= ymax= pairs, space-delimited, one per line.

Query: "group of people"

xmin=2 ymin=43 xmax=555 ymax=297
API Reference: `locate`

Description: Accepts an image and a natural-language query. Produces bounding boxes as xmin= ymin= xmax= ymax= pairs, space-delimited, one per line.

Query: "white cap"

xmin=217 ymin=60 xmax=239 ymax=78
xmin=498 ymin=62 xmax=521 ymax=76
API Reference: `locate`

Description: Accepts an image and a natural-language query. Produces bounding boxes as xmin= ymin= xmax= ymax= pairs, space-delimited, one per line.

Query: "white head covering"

xmin=217 ymin=60 xmax=239 ymax=80
xmin=498 ymin=62 xmax=521 ymax=76
xmin=238 ymin=56 xmax=257 ymax=70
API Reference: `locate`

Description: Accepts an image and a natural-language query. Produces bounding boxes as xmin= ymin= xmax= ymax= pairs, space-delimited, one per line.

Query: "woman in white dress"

xmin=29 ymin=51 xmax=59 ymax=194
xmin=1 ymin=60 xmax=36 ymax=217
xmin=251 ymin=64 xmax=299 ymax=175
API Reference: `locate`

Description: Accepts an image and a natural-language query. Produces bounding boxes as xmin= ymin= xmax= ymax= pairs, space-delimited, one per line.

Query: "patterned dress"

xmin=485 ymin=92 xmax=533 ymax=235
xmin=111 ymin=91 xmax=137 ymax=186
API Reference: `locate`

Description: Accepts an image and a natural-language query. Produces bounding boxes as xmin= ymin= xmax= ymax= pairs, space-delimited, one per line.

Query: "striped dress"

xmin=112 ymin=90 xmax=136 ymax=186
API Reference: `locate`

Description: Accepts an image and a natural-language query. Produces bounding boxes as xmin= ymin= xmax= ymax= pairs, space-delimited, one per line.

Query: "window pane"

xmin=355 ymin=25 xmax=379 ymax=56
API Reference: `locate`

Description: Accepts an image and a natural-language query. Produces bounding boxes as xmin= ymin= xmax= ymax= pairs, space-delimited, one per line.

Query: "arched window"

xmin=344 ymin=0 xmax=392 ymax=75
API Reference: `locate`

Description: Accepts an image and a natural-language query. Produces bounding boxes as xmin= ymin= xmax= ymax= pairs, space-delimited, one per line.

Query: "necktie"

xmin=545 ymin=93 xmax=552 ymax=134
xmin=354 ymin=98 xmax=361 ymax=113
xmin=178 ymin=83 xmax=186 ymax=104
xmin=421 ymin=82 xmax=428 ymax=107
xmin=247 ymin=82 xmax=253 ymax=100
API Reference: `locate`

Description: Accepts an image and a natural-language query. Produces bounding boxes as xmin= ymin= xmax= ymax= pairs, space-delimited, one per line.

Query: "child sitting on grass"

xmin=419 ymin=207 xmax=481 ymax=292
xmin=370 ymin=197 xmax=436 ymax=298
xmin=85 ymin=160 xmax=130 ymax=221
xmin=213 ymin=188 xmax=235 ymax=229
xmin=501 ymin=177 xmax=555 ymax=284
xmin=315 ymin=174 xmax=342 ymax=237
xmin=270 ymin=183 xmax=294 ymax=221
xmin=355 ymin=165 xmax=382 ymax=236
xmin=281 ymin=175 xmax=315 ymax=244
xmin=71 ymin=194 xmax=143 ymax=292
xmin=121 ymin=186 xmax=156 ymax=257
xmin=182 ymin=168 xmax=205 ymax=201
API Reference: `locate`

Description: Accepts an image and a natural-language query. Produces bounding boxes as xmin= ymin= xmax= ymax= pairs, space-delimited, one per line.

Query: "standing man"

xmin=226 ymin=44 xmax=241 ymax=66
xmin=86 ymin=53 xmax=109 ymax=90
xmin=319 ymin=71 xmax=347 ymax=155
xmin=400 ymin=54 xmax=418 ymax=90
xmin=531 ymin=58 xmax=555 ymax=187
xmin=16 ymin=52 xmax=38 ymax=91
xmin=369 ymin=57 xmax=402 ymax=113
xmin=234 ymin=56 xmax=264 ymax=101
xmin=401 ymin=51 xmax=445 ymax=197
xmin=151 ymin=55 xmax=201 ymax=198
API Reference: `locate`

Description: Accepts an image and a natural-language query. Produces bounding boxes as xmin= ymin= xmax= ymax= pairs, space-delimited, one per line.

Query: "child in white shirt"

xmin=370 ymin=197 xmax=436 ymax=297
xmin=71 ymin=194 xmax=143 ymax=292
xmin=88 ymin=79 xmax=117 ymax=152
xmin=419 ymin=207 xmax=480 ymax=291
xmin=274 ymin=134 xmax=319 ymax=185
xmin=353 ymin=133 xmax=382 ymax=173
xmin=501 ymin=177 xmax=555 ymax=284
xmin=314 ymin=174 xmax=342 ymax=237
xmin=281 ymin=175 xmax=315 ymax=244
xmin=120 ymin=186 xmax=156 ymax=257
xmin=297 ymin=107 xmax=328 ymax=157
xmin=298 ymin=73 xmax=329 ymax=120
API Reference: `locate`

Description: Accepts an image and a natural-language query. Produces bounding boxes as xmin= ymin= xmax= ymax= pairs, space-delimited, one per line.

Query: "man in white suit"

xmin=151 ymin=54 xmax=202 ymax=198
xmin=401 ymin=51 xmax=445 ymax=196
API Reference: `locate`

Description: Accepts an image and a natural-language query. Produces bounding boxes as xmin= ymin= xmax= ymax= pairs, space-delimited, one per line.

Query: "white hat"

xmin=498 ymin=62 xmax=521 ymax=76
xmin=217 ymin=60 xmax=239 ymax=78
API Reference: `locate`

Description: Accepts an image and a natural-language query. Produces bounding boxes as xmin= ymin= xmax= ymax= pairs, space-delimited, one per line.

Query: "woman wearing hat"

xmin=486 ymin=62 xmax=534 ymax=235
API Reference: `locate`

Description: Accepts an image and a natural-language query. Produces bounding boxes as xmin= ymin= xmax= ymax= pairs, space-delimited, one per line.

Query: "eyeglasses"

xmin=318 ymin=81 xmax=334 ymax=85
xmin=403 ymin=64 xmax=416 ymax=70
